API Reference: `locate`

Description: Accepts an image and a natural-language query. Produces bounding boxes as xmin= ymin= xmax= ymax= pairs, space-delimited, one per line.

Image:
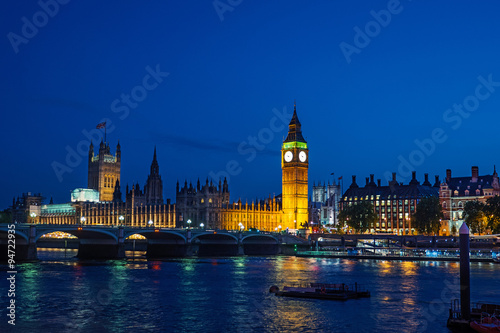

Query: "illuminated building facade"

xmin=341 ymin=172 xmax=440 ymax=235
xmin=176 ymin=106 xmax=308 ymax=231
xmin=310 ymin=180 xmax=342 ymax=228
xmin=175 ymin=178 xmax=230 ymax=228
xmin=439 ymin=166 xmax=500 ymax=235
xmin=175 ymin=178 xmax=283 ymax=231
xmin=19 ymin=108 xmax=308 ymax=232
xmin=11 ymin=192 xmax=44 ymax=223
xmin=39 ymin=147 xmax=175 ymax=228
xmin=281 ymin=106 xmax=309 ymax=230
xmin=88 ymin=140 xmax=121 ymax=202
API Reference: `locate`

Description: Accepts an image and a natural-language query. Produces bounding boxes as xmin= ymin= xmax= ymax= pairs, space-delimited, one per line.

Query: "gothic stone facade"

xmin=439 ymin=166 xmax=500 ymax=235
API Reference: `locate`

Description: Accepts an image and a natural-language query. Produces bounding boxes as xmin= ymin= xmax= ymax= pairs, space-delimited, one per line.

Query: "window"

xmin=443 ymin=202 xmax=447 ymax=208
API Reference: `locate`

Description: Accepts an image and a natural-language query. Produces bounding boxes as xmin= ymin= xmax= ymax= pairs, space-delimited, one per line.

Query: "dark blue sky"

xmin=2 ymin=0 xmax=500 ymax=208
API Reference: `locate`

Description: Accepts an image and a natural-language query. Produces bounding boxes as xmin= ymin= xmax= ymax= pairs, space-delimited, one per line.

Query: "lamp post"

xmin=200 ymin=223 xmax=204 ymax=230
xmin=148 ymin=220 xmax=153 ymax=228
xmin=80 ymin=216 xmax=86 ymax=225
xmin=30 ymin=212 xmax=37 ymax=224
xmin=119 ymin=215 xmax=124 ymax=226
xmin=187 ymin=219 xmax=192 ymax=229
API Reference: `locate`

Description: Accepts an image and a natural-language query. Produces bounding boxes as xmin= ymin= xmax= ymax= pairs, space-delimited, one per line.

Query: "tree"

xmin=485 ymin=196 xmax=500 ymax=234
xmin=338 ymin=201 xmax=377 ymax=233
xmin=412 ymin=196 xmax=443 ymax=235
xmin=450 ymin=224 xmax=458 ymax=235
xmin=0 ymin=209 xmax=11 ymax=224
xmin=462 ymin=200 xmax=487 ymax=234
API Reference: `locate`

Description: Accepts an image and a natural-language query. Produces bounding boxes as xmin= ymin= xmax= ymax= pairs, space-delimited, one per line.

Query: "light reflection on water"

xmin=1 ymin=249 xmax=499 ymax=332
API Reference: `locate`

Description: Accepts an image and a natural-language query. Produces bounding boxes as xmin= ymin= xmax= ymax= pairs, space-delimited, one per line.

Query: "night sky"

xmin=2 ymin=0 xmax=500 ymax=209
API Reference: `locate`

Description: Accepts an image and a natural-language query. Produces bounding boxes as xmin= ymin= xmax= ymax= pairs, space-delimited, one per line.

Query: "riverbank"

xmin=296 ymin=251 xmax=496 ymax=263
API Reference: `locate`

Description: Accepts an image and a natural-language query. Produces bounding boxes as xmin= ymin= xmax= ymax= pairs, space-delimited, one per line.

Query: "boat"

xmin=269 ymin=282 xmax=370 ymax=301
xmin=493 ymin=258 xmax=500 ymax=263
xmin=470 ymin=313 xmax=500 ymax=333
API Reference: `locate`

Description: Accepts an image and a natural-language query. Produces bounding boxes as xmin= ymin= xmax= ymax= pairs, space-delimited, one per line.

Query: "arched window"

xmin=443 ymin=202 xmax=447 ymax=208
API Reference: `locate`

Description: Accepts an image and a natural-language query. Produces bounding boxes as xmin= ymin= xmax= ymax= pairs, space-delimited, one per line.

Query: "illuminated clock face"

xmin=299 ymin=151 xmax=307 ymax=162
xmin=284 ymin=151 xmax=293 ymax=162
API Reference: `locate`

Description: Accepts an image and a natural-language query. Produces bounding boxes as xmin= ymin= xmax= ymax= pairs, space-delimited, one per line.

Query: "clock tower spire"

xmin=281 ymin=102 xmax=309 ymax=230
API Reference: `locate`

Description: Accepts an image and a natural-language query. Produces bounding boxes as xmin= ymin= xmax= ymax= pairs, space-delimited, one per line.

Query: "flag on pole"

xmin=338 ymin=176 xmax=342 ymax=180
xmin=96 ymin=122 xmax=106 ymax=129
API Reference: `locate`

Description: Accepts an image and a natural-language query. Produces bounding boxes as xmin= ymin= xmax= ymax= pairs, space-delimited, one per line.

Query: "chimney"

xmin=446 ymin=169 xmax=451 ymax=181
xmin=351 ymin=175 xmax=358 ymax=188
xmin=434 ymin=175 xmax=440 ymax=187
xmin=366 ymin=177 xmax=369 ymax=186
xmin=392 ymin=172 xmax=397 ymax=181
xmin=422 ymin=173 xmax=431 ymax=186
xmin=412 ymin=171 xmax=416 ymax=180
xmin=472 ymin=166 xmax=479 ymax=183
xmin=370 ymin=174 xmax=374 ymax=183
xmin=377 ymin=179 xmax=381 ymax=187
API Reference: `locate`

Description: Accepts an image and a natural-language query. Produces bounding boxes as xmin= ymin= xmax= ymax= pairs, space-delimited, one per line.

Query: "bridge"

xmin=0 ymin=224 xmax=308 ymax=260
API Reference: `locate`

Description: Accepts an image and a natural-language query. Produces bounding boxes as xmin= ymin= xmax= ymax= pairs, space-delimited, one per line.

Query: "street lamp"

xmin=119 ymin=215 xmax=124 ymax=226
xmin=80 ymin=216 xmax=86 ymax=225
xmin=30 ymin=212 xmax=37 ymax=224
xmin=187 ymin=219 xmax=192 ymax=229
xmin=148 ymin=220 xmax=153 ymax=228
xmin=200 ymin=223 xmax=204 ymax=229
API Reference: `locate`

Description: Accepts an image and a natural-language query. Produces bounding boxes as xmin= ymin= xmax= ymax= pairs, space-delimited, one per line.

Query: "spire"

xmin=283 ymin=101 xmax=306 ymax=143
xmin=150 ymin=147 xmax=159 ymax=176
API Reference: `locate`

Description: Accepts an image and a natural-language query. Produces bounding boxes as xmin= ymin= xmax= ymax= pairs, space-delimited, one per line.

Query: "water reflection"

xmin=3 ymin=251 xmax=499 ymax=332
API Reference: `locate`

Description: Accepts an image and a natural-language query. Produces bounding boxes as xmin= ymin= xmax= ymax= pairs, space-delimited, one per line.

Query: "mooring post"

xmin=117 ymin=226 xmax=125 ymax=259
xmin=459 ymin=222 xmax=471 ymax=320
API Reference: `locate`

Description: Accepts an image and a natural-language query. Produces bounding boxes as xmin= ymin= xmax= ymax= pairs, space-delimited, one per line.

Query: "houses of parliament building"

xmin=17 ymin=107 xmax=309 ymax=231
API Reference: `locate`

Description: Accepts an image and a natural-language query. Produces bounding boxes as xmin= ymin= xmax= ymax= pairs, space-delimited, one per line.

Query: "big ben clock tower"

xmin=282 ymin=103 xmax=308 ymax=230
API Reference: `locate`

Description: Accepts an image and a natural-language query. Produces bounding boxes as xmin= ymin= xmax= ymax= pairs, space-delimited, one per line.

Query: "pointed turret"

xmin=113 ymin=179 xmax=122 ymax=202
xmin=149 ymin=146 xmax=159 ymax=176
xmin=283 ymin=102 xmax=307 ymax=143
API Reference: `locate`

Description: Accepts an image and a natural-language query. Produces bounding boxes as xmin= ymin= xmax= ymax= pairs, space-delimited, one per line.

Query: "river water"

xmin=1 ymin=249 xmax=499 ymax=333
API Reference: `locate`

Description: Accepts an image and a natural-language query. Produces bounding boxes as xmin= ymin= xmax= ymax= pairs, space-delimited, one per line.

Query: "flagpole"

xmin=105 ymin=123 xmax=107 ymax=143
